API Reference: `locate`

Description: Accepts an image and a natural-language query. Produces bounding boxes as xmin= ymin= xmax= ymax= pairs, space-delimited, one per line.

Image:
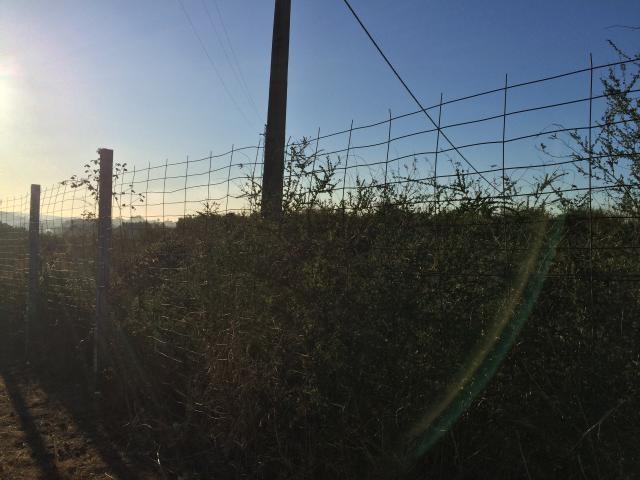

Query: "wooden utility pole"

xmin=261 ymin=0 xmax=291 ymax=218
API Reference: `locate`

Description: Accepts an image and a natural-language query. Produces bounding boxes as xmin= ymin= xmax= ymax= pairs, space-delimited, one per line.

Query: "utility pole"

xmin=261 ymin=0 xmax=291 ymax=218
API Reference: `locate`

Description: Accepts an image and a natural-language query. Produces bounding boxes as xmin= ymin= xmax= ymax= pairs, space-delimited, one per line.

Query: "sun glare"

xmin=0 ymin=57 xmax=20 ymax=129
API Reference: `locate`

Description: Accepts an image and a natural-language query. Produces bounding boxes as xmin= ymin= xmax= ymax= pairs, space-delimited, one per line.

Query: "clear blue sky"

xmin=1 ymin=0 xmax=639 ymax=199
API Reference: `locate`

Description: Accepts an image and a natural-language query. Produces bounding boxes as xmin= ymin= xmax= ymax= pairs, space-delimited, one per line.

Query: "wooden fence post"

xmin=94 ymin=148 xmax=113 ymax=393
xmin=26 ymin=184 xmax=41 ymax=360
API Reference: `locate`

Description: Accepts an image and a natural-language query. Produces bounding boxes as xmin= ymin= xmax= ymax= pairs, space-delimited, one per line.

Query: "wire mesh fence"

xmin=80 ymin=57 xmax=638 ymax=220
xmin=0 ymin=55 xmax=638 ymax=476
xmin=32 ymin=182 xmax=98 ymax=366
xmin=0 ymin=192 xmax=30 ymax=344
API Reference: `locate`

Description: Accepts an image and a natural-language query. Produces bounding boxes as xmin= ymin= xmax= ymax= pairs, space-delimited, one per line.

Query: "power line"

xmin=207 ymin=0 xmax=264 ymax=120
xmin=200 ymin=0 xmax=263 ymax=121
xmin=340 ymin=0 xmax=500 ymax=193
xmin=177 ymin=0 xmax=255 ymax=127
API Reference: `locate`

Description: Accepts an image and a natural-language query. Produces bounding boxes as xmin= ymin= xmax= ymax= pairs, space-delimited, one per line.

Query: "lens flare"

xmin=402 ymin=215 xmax=565 ymax=466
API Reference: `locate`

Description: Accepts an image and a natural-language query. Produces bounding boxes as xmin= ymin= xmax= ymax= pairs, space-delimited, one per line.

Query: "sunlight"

xmin=0 ymin=57 xmax=20 ymax=131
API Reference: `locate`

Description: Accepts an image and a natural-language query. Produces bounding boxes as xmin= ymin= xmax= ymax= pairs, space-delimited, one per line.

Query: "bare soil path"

xmin=0 ymin=361 xmax=158 ymax=480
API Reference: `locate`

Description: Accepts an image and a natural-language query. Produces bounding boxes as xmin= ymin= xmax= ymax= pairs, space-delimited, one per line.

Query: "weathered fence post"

xmin=26 ymin=184 xmax=41 ymax=360
xmin=94 ymin=148 xmax=113 ymax=393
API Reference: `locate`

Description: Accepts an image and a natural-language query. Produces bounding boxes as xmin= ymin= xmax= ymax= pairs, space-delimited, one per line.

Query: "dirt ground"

xmin=0 ymin=361 xmax=159 ymax=480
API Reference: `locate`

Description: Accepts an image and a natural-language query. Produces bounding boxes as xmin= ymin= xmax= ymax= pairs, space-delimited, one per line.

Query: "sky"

xmin=1 ymin=0 xmax=639 ymax=201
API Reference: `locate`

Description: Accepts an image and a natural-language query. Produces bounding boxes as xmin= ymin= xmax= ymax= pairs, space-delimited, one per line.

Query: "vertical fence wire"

xmin=434 ymin=94 xmax=443 ymax=216
xmin=502 ymin=74 xmax=509 ymax=287
xmin=162 ymin=159 xmax=168 ymax=227
xmin=184 ymin=156 xmax=190 ymax=218
xmin=145 ymin=161 xmax=151 ymax=222
xmin=384 ymin=110 xmax=392 ymax=192
xmin=588 ymin=54 xmax=595 ymax=315
xmin=341 ymin=120 xmax=354 ymax=210
xmin=225 ymin=146 xmax=234 ymax=214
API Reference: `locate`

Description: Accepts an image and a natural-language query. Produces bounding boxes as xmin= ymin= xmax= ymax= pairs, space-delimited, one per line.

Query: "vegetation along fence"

xmin=0 ymin=55 xmax=638 ymax=478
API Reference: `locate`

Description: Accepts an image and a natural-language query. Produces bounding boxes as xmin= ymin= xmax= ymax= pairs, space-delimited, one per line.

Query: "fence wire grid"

xmin=0 ymin=55 xmax=638 ymax=472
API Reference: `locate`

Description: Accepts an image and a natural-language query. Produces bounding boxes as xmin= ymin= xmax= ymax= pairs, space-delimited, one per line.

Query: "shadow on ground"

xmin=0 ymin=343 xmax=158 ymax=480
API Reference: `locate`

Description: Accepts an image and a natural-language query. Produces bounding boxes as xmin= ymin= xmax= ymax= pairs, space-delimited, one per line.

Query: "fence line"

xmin=0 ymin=53 xmax=638 ymax=399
